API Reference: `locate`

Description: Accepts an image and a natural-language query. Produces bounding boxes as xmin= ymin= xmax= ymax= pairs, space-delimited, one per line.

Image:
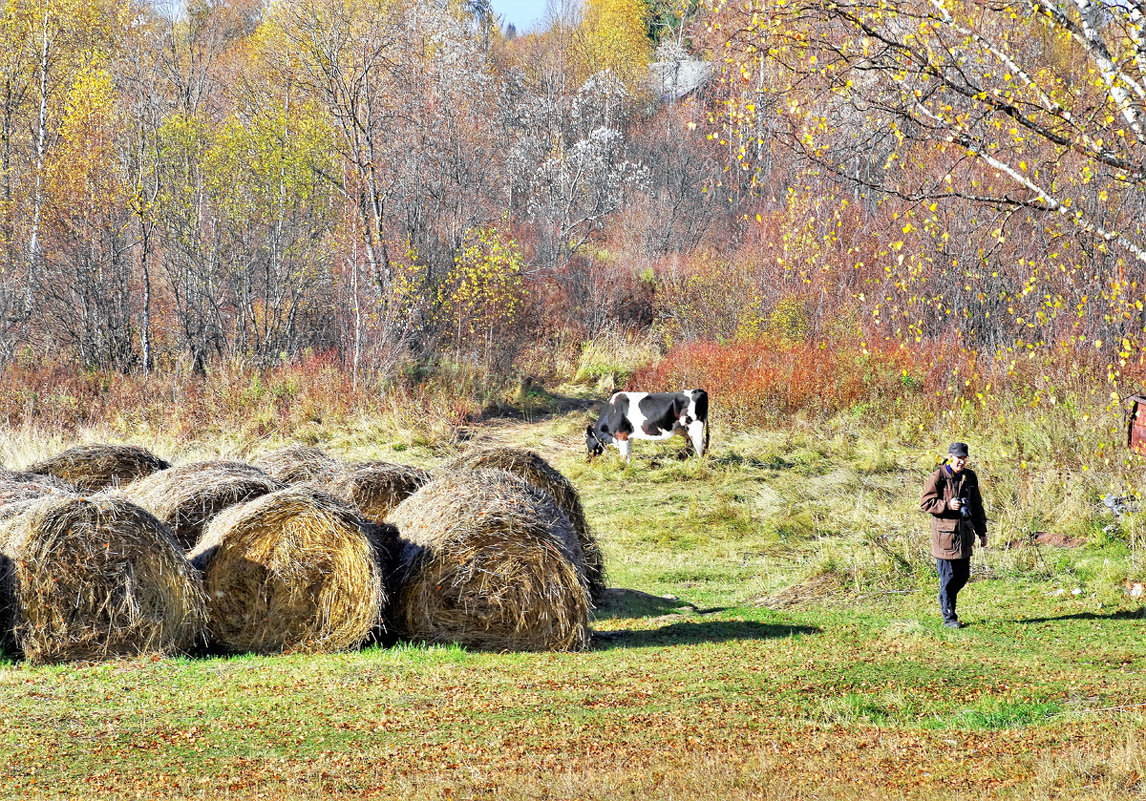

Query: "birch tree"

xmin=259 ymin=0 xmax=418 ymax=375
xmin=710 ymin=0 xmax=1146 ymax=253
xmin=39 ymin=60 xmax=138 ymax=368
xmin=705 ymin=0 xmax=1146 ymax=348
xmin=0 ymin=0 xmax=124 ymax=344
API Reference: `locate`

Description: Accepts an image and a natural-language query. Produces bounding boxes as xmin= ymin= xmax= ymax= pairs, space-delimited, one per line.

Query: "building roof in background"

xmin=649 ymin=60 xmax=714 ymax=102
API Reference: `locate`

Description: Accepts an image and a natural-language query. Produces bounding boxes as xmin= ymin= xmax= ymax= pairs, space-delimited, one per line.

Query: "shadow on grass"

xmin=710 ymin=452 xmax=793 ymax=470
xmin=0 ymin=551 xmax=14 ymax=666
xmin=592 ymin=619 xmax=819 ymax=650
xmin=592 ymin=587 xmax=727 ymax=621
xmin=473 ymin=390 xmax=600 ymax=426
xmin=1013 ymin=608 xmax=1146 ymax=624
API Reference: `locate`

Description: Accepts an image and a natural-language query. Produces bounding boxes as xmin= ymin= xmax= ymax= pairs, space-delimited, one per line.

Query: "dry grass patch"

xmin=1032 ymin=728 xmax=1146 ymax=799
xmin=755 ymin=572 xmax=846 ymax=610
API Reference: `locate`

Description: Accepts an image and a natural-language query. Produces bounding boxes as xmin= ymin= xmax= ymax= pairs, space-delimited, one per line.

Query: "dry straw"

xmin=0 ymin=495 xmax=207 ymax=664
xmin=252 ymin=445 xmax=339 ymax=485
xmin=0 ymin=470 xmax=77 ymax=506
xmin=441 ymin=447 xmax=607 ymax=601
xmin=120 ymin=461 xmax=284 ymax=550
xmin=389 ymin=469 xmax=591 ymax=652
xmin=323 ymin=461 xmax=432 ymax=523
xmin=26 ymin=444 xmax=170 ymax=492
xmin=189 ymin=487 xmax=388 ymax=654
xmin=0 ymin=499 xmax=47 ymax=526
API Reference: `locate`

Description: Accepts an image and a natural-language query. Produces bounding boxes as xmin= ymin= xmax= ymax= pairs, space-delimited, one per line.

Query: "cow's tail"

xmin=704 ymin=414 xmax=711 ymax=458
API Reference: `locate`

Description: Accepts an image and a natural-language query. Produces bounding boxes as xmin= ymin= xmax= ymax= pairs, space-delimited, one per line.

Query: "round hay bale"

xmin=120 ymin=462 xmax=285 ymax=551
xmin=324 ymin=461 xmax=432 ymax=523
xmin=189 ymin=488 xmax=387 ymax=654
xmin=389 ymin=470 xmax=591 ymax=652
xmin=441 ymin=447 xmax=607 ymax=602
xmin=251 ymin=445 xmax=339 ymax=485
xmin=26 ymin=444 xmax=170 ymax=492
xmin=0 ymin=495 xmax=207 ymax=664
xmin=159 ymin=459 xmax=272 ymax=479
xmin=0 ymin=470 xmax=78 ymax=506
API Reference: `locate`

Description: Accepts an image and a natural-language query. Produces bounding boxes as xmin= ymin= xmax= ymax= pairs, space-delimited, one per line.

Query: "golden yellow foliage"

xmin=577 ymin=0 xmax=652 ymax=91
xmin=47 ymin=61 xmax=124 ymax=205
xmin=439 ymin=226 xmax=527 ymax=346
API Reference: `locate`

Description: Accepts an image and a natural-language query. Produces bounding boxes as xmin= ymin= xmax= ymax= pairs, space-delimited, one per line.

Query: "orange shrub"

xmin=630 ymin=329 xmax=1133 ymax=431
xmin=631 ymin=337 xmax=978 ymax=428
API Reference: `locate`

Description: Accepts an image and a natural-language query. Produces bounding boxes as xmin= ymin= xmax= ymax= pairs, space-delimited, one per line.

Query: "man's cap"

xmin=948 ymin=442 xmax=970 ymax=458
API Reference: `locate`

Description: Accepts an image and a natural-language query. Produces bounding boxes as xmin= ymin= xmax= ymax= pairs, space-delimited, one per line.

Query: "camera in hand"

xmin=958 ymin=497 xmax=972 ymax=518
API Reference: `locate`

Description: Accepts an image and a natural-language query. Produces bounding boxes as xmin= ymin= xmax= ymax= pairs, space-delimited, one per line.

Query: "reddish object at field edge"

xmin=1127 ymin=394 xmax=1146 ymax=456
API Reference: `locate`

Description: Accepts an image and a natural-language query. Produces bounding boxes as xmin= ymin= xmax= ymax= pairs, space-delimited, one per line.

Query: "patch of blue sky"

xmin=489 ymin=0 xmax=550 ymax=32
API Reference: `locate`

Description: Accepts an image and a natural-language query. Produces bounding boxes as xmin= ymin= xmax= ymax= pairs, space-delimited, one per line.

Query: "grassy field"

xmin=1 ymin=393 xmax=1144 ymax=800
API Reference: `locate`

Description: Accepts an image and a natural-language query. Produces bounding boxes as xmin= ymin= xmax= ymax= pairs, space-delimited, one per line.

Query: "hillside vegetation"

xmin=0 ymin=0 xmax=1142 ymax=402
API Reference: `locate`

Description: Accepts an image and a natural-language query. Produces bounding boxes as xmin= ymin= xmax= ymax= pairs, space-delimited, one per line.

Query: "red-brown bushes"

xmin=630 ymin=328 xmax=1128 ymax=430
xmin=524 ymin=255 xmax=655 ymax=340
xmin=631 ymin=337 xmax=971 ymax=427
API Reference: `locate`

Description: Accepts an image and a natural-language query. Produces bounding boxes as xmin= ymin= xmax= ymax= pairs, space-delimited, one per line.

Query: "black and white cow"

xmin=585 ymin=389 xmax=709 ymax=462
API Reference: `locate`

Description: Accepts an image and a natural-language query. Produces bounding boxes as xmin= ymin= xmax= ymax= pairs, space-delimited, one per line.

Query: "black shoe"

xmin=943 ymin=617 xmax=963 ymax=629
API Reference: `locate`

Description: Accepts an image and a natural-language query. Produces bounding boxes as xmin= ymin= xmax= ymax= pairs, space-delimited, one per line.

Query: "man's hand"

xmin=979 ymin=537 xmax=988 ymax=549
xmin=948 ymin=498 xmax=962 ymax=511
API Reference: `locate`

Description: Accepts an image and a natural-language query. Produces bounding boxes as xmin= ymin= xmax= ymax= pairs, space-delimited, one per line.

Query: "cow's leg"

xmin=687 ymin=420 xmax=707 ymax=457
xmin=617 ymin=437 xmax=632 ymax=462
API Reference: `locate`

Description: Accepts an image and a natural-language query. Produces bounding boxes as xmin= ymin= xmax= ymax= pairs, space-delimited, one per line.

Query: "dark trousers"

xmin=936 ymin=558 xmax=970 ymax=620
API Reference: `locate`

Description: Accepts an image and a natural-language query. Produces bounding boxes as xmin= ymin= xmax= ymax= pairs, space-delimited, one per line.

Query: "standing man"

xmin=920 ymin=442 xmax=988 ymax=628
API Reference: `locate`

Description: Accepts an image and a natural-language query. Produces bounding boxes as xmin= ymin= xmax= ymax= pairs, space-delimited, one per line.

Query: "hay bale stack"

xmin=252 ymin=445 xmax=339 ymax=485
xmin=389 ymin=470 xmax=591 ymax=652
xmin=26 ymin=444 xmax=170 ymax=492
xmin=323 ymin=461 xmax=432 ymax=523
xmin=120 ymin=461 xmax=285 ymax=550
xmin=189 ymin=488 xmax=387 ymax=654
xmin=0 ymin=495 xmax=207 ymax=664
xmin=0 ymin=470 xmax=77 ymax=506
xmin=441 ymin=447 xmax=607 ymax=602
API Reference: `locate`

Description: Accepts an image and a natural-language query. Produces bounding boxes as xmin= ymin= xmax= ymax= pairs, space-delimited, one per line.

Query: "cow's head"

xmin=585 ymin=424 xmax=608 ymax=459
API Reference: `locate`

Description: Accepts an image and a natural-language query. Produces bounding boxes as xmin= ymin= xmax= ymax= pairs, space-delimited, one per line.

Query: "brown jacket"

xmin=921 ymin=465 xmax=987 ymax=560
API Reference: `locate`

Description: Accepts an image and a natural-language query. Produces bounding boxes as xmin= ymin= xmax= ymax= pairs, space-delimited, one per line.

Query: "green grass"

xmin=1 ymin=408 xmax=1145 ymax=799
xmin=933 ymin=700 xmax=1064 ymax=730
